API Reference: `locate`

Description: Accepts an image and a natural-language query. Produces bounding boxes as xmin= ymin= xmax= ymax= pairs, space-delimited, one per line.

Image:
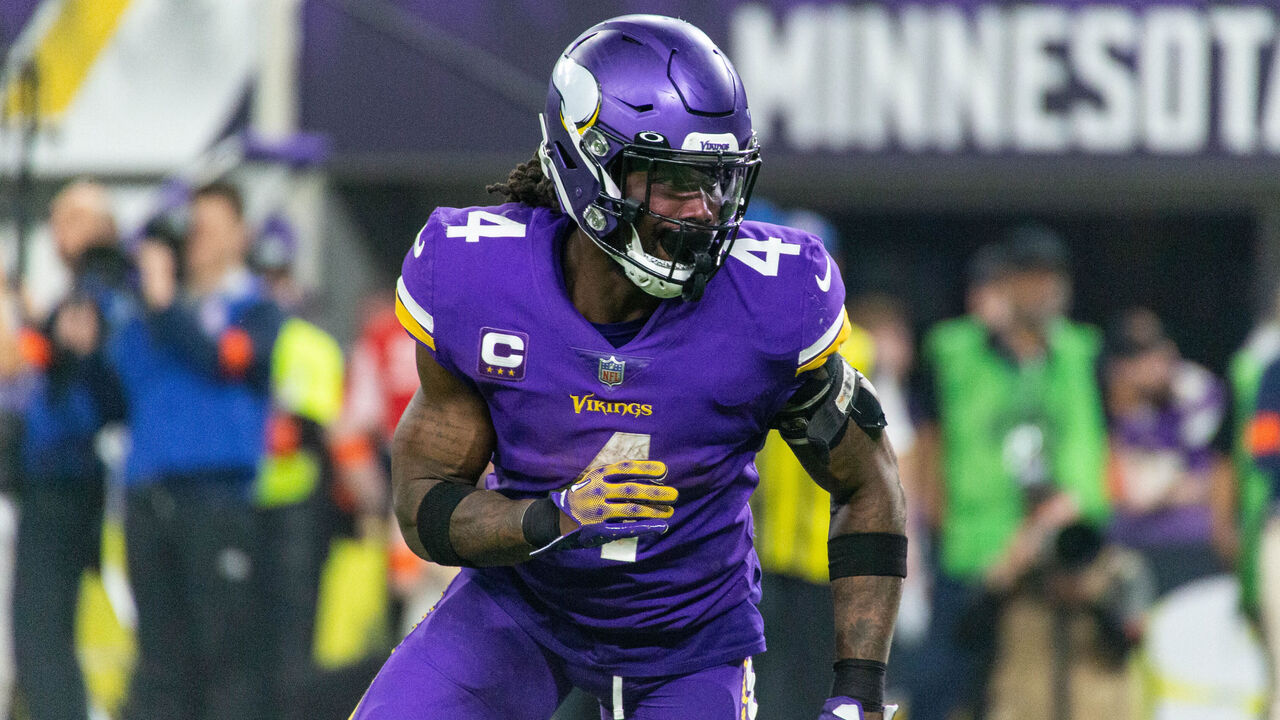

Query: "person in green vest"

xmin=910 ymin=228 xmax=1110 ymax=720
xmin=250 ymin=237 xmax=346 ymax=720
xmin=1232 ymin=316 xmax=1280 ymax=719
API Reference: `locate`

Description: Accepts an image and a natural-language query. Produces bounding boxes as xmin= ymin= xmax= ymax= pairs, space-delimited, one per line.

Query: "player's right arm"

xmin=391 ymin=343 xmax=517 ymax=565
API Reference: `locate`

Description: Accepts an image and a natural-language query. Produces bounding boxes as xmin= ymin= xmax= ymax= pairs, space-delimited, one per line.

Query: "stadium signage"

xmin=731 ymin=3 xmax=1280 ymax=156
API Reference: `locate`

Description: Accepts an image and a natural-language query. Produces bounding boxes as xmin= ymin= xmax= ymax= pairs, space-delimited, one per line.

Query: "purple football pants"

xmin=350 ymin=573 xmax=757 ymax=720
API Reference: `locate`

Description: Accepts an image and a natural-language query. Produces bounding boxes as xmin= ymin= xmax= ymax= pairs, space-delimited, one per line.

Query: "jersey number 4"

xmin=730 ymin=236 xmax=801 ymax=277
xmin=587 ymin=431 xmax=652 ymax=563
xmin=445 ymin=210 xmax=527 ymax=243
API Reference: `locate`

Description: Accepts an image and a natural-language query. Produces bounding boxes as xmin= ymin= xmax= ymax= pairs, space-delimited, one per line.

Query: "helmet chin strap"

xmin=681 ymin=252 xmax=715 ymax=302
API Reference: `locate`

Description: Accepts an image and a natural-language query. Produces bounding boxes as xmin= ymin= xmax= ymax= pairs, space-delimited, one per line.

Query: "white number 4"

xmin=730 ymin=236 xmax=801 ymax=277
xmin=585 ymin=432 xmax=652 ymax=563
xmin=445 ymin=210 xmax=527 ymax=243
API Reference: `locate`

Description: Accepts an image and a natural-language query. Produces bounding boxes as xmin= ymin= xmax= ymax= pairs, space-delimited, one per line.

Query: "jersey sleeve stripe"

xmin=395 ymin=295 xmax=435 ymax=350
xmin=395 ymin=277 xmax=435 ymax=350
xmin=796 ymin=309 xmax=852 ymax=375
xmin=396 ymin=276 xmax=434 ymax=333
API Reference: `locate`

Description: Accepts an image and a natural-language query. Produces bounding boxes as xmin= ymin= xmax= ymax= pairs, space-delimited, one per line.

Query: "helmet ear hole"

xmin=553 ymin=141 xmax=578 ymax=170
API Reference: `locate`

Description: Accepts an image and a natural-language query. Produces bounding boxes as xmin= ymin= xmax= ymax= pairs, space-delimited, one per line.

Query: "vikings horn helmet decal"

xmin=538 ymin=15 xmax=761 ymax=301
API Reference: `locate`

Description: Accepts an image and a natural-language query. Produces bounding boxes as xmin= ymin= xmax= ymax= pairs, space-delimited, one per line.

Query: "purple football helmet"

xmin=538 ymin=14 xmax=761 ymax=301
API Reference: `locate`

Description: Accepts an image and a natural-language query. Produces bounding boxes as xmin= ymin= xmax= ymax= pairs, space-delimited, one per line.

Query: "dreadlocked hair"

xmin=487 ymin=152 xmax=560 ymax=210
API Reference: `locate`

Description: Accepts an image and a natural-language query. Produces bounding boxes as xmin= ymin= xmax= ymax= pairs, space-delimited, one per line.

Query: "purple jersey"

xmin=394 ymin=203 xmax=849 ymax=676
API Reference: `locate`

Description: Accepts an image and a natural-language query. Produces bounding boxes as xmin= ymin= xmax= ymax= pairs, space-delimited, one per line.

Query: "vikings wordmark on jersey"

xmin=394 ymin=202 xmax=849 ymax=675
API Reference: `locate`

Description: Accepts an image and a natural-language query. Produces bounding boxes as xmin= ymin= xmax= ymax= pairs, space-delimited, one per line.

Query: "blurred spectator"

xmin=331 ymin=289 xmax=417 ymax=529
xmin=848 ymin=294 xmax=917 ymax=456
xmin=302 ymin=287 xmax=419 ymax=718
xmin=1240 ymin=323 xmax=1280 ymax=719
xmin=912 ymin=228 xmax=1110 ymax=720
xmin=111 ymin=181 xmax=283 ymax=720
xmin=987 ymin=523 xmax=1153 ymax=718
xmin=1103 ymin=307 xmax=1228 ymax=596
xmin=251 ymin=214 xmax=312 ymax=316
xmin=847 ymin=293 xmax=930 ymax=689
xmin=0 ymin=283 xmax=28 ymax=720
xmin=333 ymin=288 xmax=428 ymax=610
xmin=10 ymin=180 xmax=127 ymax=720
xmin=250 ymin=226 xmax=345 ymax=720
xmin=1226 ymin=314 xmax=1280 ymax=628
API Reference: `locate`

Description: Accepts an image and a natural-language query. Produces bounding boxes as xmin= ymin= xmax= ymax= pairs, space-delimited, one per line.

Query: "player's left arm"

xmin=777 ymin=356 xmax=905 ymax=720
xmin=771 ymin=233 xmax=904 ymax=718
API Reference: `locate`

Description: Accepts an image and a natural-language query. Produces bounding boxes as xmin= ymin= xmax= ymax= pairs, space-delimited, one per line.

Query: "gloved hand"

xmin=818 ymin=698 xmax=898 ymax=720
xmin=529 ymin=460 xmax=677 ymax=555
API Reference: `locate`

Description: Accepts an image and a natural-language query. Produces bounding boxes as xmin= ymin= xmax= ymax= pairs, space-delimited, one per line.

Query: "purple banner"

xmin=1 ymin=1 xmax=42 ymax=52
xmin=301 ymin=1 xmax=1280 ymax=163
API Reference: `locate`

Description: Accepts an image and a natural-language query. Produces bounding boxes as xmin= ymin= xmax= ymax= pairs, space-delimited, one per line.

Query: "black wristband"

xmin=416 ymin=481 xmax=478 ymax=567
xmin=832 ymin=658 xmax=886 ymax=713
xmin=828 ymin=533 xmax=908 ymax=581
xmin=522 ymin=497 xmax=562 ymax=549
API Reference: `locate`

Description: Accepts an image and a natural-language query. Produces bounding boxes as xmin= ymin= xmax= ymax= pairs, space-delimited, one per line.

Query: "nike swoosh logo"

xmin=815 ymin=256 xmax=832 ymax=292
xmin=413 ymin=221 xmax=429 ymax=258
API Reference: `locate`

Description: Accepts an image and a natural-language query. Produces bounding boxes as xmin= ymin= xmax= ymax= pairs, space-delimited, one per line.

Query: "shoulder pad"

xmin=722 ymin=221 xmax=850 ymax=375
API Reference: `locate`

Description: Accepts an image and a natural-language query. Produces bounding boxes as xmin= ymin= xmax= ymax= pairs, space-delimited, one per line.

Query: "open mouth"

xmin=654 ymin=226 xmax=714 ymax=267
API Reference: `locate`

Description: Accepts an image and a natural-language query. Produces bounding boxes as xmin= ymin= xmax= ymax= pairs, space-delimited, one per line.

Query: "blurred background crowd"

xmin=2 ymin=1 xmax=1280 ymax=719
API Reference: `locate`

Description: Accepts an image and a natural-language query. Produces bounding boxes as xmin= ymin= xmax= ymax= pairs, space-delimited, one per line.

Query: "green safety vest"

xmin=926 ymin=317 xmax=1109 ymax=579
xmin=1228 ymin=334 xmax=1278 ymax=615
xmin=254 ymin=317 xmax=345 ymax=509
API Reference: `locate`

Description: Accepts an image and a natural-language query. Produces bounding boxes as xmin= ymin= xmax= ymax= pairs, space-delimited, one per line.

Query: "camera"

xmin=140 ymin=207 xmax=189 ymax=284
xmin=141 ymin=207 xmax=188 ymax=252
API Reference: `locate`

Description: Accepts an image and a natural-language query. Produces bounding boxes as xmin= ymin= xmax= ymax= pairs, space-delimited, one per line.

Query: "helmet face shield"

xmin=599 ymin=143 xmax=760 ymax=297
xmin=627 ymin=150 xmax=758 ymax=226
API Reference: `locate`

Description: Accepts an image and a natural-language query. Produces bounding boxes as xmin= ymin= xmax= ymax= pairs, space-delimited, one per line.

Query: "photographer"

xmin=110 ymin=181 xmax=283 ymax=720
xmin=11 ymin=180 xmax=128 ymax=720
xmin=911 ymin=229 xmax=1111 ymax=720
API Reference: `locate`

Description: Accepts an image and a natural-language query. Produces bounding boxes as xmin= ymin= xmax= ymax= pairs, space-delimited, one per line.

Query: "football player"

xmin=354 ymin=15 xmax=905 ymax=720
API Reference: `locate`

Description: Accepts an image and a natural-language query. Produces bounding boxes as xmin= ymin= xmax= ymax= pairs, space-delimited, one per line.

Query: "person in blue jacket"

xmin=112 ymin=181 xmax=283 ymax=720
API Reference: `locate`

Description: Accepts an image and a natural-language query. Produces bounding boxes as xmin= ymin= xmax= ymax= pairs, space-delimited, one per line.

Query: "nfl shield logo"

xmin=598 ymin=356 xmax=625 ymax=387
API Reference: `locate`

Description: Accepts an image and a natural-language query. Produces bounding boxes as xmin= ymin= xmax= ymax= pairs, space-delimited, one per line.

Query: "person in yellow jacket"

xmin=253 ymin=307 xmax=345 ymax=720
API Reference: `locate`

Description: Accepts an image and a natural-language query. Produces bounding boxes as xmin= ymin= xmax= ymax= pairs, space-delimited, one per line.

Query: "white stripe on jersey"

xmin=798 ymin=309 xmax=846 ymax=367
xmin=396 ymin=276 xmax=434 ymax=333
xmin=612 ymin=676 xmax=624 ymax=719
